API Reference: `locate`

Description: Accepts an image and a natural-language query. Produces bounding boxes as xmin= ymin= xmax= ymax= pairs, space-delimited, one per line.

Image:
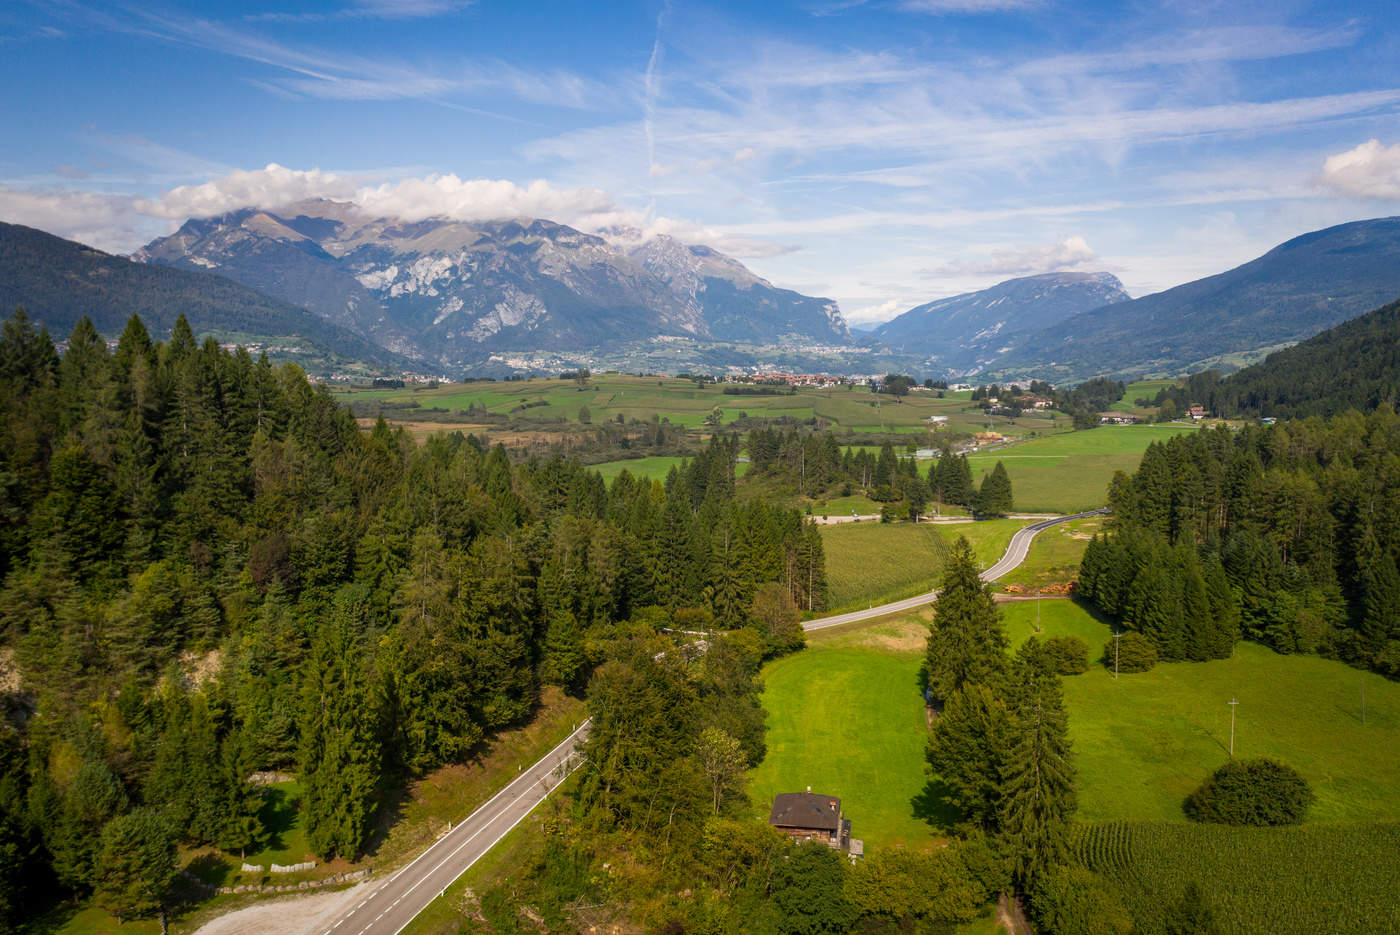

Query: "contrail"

xmin=643 ymin=0 xmax=671 ymax=217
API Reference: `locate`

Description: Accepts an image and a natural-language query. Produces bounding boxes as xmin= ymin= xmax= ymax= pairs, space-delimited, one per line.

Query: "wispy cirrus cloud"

xmin=919 ymin=236 xmax=1101 ymax=278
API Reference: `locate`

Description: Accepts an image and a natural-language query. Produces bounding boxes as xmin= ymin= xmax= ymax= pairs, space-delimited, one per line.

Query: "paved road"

xmin=320 ymin=723 xmax=588 ymax=935
xmin=321 ymin=508 xmax=1103 ymax=934
xmin=804 ymin=509 xmax=1106 ymax=632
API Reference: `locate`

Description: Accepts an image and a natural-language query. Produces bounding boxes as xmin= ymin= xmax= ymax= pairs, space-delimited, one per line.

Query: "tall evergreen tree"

xmin=976 ymin=461 xmax=1014 ymax=518
xmin=299 ymin=585 xmax=382 ymax=861
xmin=925 ymin=537 xmax=1008 ymax=706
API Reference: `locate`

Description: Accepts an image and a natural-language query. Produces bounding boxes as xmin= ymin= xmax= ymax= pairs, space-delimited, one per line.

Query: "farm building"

xmin=768 ymin=791 xmax=858 ymax=853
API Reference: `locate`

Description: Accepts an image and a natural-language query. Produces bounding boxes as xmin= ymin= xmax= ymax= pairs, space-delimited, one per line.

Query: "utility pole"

xmin=1112 ymin=629 xmax=1121 ymax=679
xmin=1035 ymin=596 xmax=1042 ymax=633
xmin=1228 ymin=697 xmax=1239 ymax=757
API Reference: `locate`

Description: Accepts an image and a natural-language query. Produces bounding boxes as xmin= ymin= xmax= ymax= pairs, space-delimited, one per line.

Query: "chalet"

xmin=1188 ymin=405 xmax=1206 ymax=420
xmin=1099 ymin=412 xmax=1139 ymax=425
xmin=769 ymin=791 xmax=857 ymax=853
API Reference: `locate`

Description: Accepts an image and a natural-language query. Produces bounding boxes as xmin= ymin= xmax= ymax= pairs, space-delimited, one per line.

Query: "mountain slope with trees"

xmin=993 ymin=216 xmax=1400 ymax=381
xmin=1170 ymin=296 xmax=1400 ymax=419
xmin=0 ymin=222 xmax=414 ymax=373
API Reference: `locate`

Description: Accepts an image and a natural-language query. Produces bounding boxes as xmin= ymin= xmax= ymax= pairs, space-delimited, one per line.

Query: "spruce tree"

xmin=999 ymin=639 xmax=1076 ymax=889
xmin=299 ymin=585 xmax=382 ymax=861
xmin=976 ymin=461 xmax=1014 ymax=517
xmin=925 ymin=537 xmax=1008 ymax=706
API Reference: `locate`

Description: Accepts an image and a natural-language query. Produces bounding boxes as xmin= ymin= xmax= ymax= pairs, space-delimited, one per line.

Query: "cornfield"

xmin=1076 ymin=821 xmax=1400 ymax=935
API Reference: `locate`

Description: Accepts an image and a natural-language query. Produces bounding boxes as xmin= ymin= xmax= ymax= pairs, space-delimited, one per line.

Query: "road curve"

xmin=803 ymin=508 xmax=1106 ymax=632
xmin=317 ymin=508 xmax=1102 ymax=935
xmin=321 ymin=722 xmax=589 ymax=935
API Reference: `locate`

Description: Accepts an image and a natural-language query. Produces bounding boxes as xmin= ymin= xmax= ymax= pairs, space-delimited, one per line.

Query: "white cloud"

xmin=920 ymin=236 xmax=1101 ymax=277
xmin=0 ymin=164 xmax=799 ymax=261
xmin=845 ymin=298 xmax=907 ymax=326
xmin=1319 ymin=139 xmax=1400 ymax=200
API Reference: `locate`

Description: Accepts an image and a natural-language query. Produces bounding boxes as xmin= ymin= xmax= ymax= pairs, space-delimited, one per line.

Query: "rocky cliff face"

xmin=135 ymin=201 xmax=851 ymax=369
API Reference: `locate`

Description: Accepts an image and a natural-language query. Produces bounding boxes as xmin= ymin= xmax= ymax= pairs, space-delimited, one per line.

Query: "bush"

xmin=1185 ymin=758 xmax=1314 ymax=826
xmin=1103 ymin=631 xmax=1157 ymax=673
xmin=1045 ymin=636 xmax=1089 ymax=675
xmin=1031 ymin=864 xmax=1133 ymax=935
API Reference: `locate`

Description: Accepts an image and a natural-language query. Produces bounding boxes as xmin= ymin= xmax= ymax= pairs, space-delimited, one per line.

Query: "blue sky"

xmin=4 ymin=0 xmax=1400 ymax=325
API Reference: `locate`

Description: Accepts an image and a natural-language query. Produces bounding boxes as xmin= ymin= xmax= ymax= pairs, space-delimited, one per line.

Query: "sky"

xmin=4 ymin=0 xmax=1400 ymax=327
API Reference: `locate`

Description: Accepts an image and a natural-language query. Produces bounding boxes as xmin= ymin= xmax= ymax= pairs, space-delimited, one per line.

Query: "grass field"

xmin=590 ymin=455 xmax=690 ymax=483
xmin=967 ymin=424 xmax=1197 ymax=512
xmin=748 ymin=618 xmax=938 ymax=848
xmin=1111 ymin=379 xmax=1177 ymax=412
xmin=993 ymin=516 xmax=1102 ymax=592
xmin=819 ymin=522 xmax=950 ymax=610
xmin=334 ymin=374 xmax=1068 ymax=438
xmin=998 ymin=599 xmax=1400 ymax=824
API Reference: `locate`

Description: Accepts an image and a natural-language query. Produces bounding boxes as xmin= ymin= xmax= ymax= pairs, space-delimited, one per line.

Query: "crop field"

xmin=1001 ymin=599 xmax=1400 ymax=823
xmin=1078 ymin=821 xmax=1400 ymax=935
xmin=748 ymin=618 xmax=939 ymax=848
xmin=819 ymin=521 xmax=951 ymax=610
xmin=993 ymin=516 xmax=1102 ymax=592
xmin=334 ymin=375 xmax=1066 ymax=438
xmin=939 ymin=518 xmax=1025 ymax=570
xmin=966 ymin=423 xmax=1198 ymax=512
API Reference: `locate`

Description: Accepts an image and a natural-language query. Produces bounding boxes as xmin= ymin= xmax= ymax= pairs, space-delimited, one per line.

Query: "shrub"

xmin=1030 ymin=864 xmax=1133 ymax=935
xmin=1185 ymin=758 xmax=1313 ymax=826
xmin=1045 ymin=636 xmax=1089 ymax=675
xmin=1103 ymin=631 xmax=1157 ymax=673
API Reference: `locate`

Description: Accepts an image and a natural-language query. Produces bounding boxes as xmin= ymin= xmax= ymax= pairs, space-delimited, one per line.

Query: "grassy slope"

xmin=1000 ymin=600 xmax=1400 ymax=823
xmin=819 ymin=522 xmax=949 ymax=610
xmin=992 ymin=516 xmax=1102 ymax=592
xmin=967 ymin=424 xmax=1197 ymax=512
xmin=747 ymin=617 xmax=936 ymax=848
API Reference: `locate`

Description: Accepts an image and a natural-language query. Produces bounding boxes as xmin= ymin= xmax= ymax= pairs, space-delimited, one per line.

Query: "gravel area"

xmin=192 ymin=881 xmax=376 ymax=935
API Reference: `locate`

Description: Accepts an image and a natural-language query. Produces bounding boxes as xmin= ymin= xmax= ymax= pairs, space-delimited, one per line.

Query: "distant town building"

xmin=925 ymin=415 xmax=948 ymax=425
xmin=1188 ymin=404 xmax=1206 ymax=420
xmin=1099 ymin=412 xmax=1140 ymax=425
xmin=769 ymin=791 xmax=859 ymax=854
xmin=973 ymin=431 xmax=1005 ymax=445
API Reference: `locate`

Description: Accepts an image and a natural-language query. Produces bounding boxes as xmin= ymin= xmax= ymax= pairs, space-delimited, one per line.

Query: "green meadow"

xmin=967 ymin=423 xmax=1197 ymax=512
xmin=999 ymin=599 xmax=1400 ymax=824
xmin=748 ymin=618 xmax=935 ymax=848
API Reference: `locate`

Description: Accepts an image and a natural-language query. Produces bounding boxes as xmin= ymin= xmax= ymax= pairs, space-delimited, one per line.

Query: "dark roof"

xmin=768 ymin=792 xmax=842 ymax=831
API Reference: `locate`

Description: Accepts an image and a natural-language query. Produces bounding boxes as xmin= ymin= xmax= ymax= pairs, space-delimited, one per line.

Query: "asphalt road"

xmin=803 ymin=509 xmax=1106 ymax=632
xmin=320 ymin=508 xmax=1102 ymax=935
xmin=320 ymin=722 xmax=589 ymax=935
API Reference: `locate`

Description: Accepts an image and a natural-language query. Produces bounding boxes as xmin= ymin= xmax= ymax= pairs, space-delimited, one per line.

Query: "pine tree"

xmin=926 ymin=537 xmax=1009 ymax=706
xmin=93 ymin=809 xmax=178 ymax=933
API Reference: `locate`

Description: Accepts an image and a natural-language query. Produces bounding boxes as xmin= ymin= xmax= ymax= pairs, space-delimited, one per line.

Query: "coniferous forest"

xmin=0 ymin=309 xmax=826 ymax=930
xmin=1078 ymin=414 xmax=1400 ymax=674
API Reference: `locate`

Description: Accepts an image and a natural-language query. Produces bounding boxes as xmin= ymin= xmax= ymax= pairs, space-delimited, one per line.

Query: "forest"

xmin=0 ymin=309 xmax=824 ymax=930
xmin=1077 ymin=414 xmax=1400 ymax=675
xmin=1141 ymin=297 xmax=1400 ymax=420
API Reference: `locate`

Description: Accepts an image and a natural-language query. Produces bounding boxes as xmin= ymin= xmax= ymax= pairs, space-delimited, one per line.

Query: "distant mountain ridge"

xmin=135 ymin=200 xmax=852 ymax=370
xmin=0 ymin=221 xmax=414 ymax=372
xmin=990 ymin=216 xmax=1400 ymax=381
xmin=871 ymin=272 xmax=1129 ymax=374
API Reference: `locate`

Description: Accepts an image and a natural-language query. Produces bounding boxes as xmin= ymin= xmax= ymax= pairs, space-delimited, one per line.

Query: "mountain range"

xmin=984 ymin=216 xmax=1400 ymax=381
xmin=869 ymin=271 xmax=1130 ymax=374
xmin=133 ymin=200 xmax=853 ymax=372
xmin=0 ymin=221 xmax=413 ymax=373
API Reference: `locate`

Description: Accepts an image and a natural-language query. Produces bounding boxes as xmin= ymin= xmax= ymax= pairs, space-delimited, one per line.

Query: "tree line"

xmin=746 ymin=428 xmax=1014 ymax=518
xmin=1080 ymin=415 xmax=1400 ymax=676
xmin=0 ymin=309 xmax=824 ymax=930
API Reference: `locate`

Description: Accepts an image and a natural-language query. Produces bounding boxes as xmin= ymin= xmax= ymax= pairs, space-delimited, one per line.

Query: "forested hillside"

xmin=0 ymin=309 xmax=822 ymax=929
xmin=1169 ymin=297 xmax=1400 ymax=419
xmin=0 ymin=222 xmax=414 ymax=373
xmin=1079 ymin=416 xmax=1400 ymax=675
